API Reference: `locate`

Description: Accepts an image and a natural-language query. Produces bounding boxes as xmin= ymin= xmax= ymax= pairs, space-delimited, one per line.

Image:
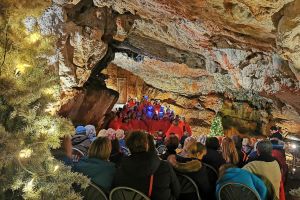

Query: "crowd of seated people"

xmin=108 ymin=96 xmax=192 ymax=141
xmin=53 ymin=114 xmax=289 ymax=200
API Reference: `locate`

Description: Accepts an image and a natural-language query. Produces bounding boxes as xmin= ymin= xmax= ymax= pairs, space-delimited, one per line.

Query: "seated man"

xmin=216 ymin=164 xmax=267 ymax=200
xmin=113 ymin=131 xmax=180 ymax=200
xmin=243 ymin=140 xmax=281 ymax=199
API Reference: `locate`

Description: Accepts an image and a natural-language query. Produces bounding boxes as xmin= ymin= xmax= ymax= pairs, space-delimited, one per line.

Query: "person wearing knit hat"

xmin=75 ymin=126 xmax=86 ymax=135
xmin=85 ymin=125 xmax=96 ymax=141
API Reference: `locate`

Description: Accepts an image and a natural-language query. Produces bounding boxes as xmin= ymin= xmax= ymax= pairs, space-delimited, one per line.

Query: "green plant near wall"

xmin=209 ymin=114 xmax=224 ymax=137
xmin=0 ymin=1 xmax=89 ymax=199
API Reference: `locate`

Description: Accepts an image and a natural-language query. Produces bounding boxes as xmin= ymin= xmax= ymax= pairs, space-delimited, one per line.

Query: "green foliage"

xmin=0 ymin=1 xmax=89 ymax=199
xmin=209 ymin=114 xmax=224 ymax=137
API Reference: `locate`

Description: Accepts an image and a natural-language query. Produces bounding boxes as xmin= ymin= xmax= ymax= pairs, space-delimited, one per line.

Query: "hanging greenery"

xmin=209 ymin=114 xmax=224 ymax=137
xmin=0 ymin=0 xmax=89 ymax=199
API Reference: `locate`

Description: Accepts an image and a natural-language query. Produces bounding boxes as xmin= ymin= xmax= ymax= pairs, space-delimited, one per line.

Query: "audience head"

xmin=256 ymin=140 xmax=273 ymax=156
xmin=205 ymin=137 xmax=220 ymax=150
xmin=126 ymin=131 xmax=148 ymax=154
xmin=85 ymin=124 xmax=96 ymax=139
xmin=165 ymin=135 xmax=179 ymax=152
xmin=231 ymin=135 xmax=242 ymax=150
xmin=221 ymin=137 xmax=239 ymax=165
xmin=196 ymin=142 xmax=207 ymax=160
xmin=88 ymin=137 xmax=111 ymax=161
xmin=219 ymin=163 xmax=237 ymax=177
xmin=147 ymin=134 xmax=156 ymax=153
xmin=182 ymin=137 xmax=197 ymax=157
xmin=111 ymin=138 xmax=120 ymax=154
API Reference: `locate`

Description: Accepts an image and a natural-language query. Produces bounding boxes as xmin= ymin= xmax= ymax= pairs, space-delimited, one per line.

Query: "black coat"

xmin=113 ymin=152 xmax=180 ymax=200
xmin=202 ymin=148 xmax=225 ymax=171
xmin=175 ymin=155 xmax=215 ymax=200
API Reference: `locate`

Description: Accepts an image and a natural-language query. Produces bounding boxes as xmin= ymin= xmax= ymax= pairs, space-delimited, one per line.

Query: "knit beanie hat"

xmin=75 ymin=126 xmax=86 ymax=135
xmin=85 ymin=125 xmax=96 ymax=139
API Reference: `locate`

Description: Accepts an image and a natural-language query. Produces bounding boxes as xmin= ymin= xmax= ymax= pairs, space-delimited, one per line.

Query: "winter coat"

xmin=216 ymin=168 xmax=268 ymax=200
xmin=113 ymin=152 xmax=180 ymax=200
xmin=202 ymin=148 xmax=226 ymax=171
xmin=71 ymin=134 xmax=91 ymax=155
xmin=175 ymin=155 xmax=215 ymax=200
xmin=243 ymin=155 xmax=281 ymax=199
xmin=73 ymin=157 xmax=116 ymax=192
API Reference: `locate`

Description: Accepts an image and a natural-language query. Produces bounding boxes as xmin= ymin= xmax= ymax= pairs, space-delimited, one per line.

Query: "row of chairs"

xmin=81 ymin=178 xmax=260 ymax=200
xmin=73 ymin=147 xmax=260 ymax=200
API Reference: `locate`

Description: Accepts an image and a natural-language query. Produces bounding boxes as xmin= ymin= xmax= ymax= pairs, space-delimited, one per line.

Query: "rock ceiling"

xmin=38 ymin=0 xmax=300 ymax=134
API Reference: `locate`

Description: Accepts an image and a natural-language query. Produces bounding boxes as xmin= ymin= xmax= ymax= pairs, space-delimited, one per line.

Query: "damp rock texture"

xmin=43 ymin=0 xmax=300 ymax=134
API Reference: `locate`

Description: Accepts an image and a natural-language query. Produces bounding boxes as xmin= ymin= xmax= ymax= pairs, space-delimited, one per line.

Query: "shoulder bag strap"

xmin=148 ymin=174 xmax=154 ymax=197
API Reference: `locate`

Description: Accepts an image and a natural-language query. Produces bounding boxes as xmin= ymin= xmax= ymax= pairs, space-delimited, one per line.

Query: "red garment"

xmin=120 ymin=123 xmax=132 ymax=131
xmin=272 ymin=149 xmax=288 ymax=184
xmin=148 ymin=120 xmax=161 ymax=134
xmin=138 ymin=120 xmax=148 ymax=131
xmin=129 ymin=119 xmax=141 ymax=131
xmin=158 ymin=119 xmax=171 ymax=134
xmin=108 ymin=119 xmax=121 ymax=130
xmin=165 ymin=125 xmax=184 ymax=140
xmin=127 ymin=100 xmax=136 ymax=108
xmin=154 ymin=104 xmax=161 ymax=113
xmin=279 ymin=179 xmax=285 ymax=200
xmin=183 ymin=122 xmax=192 ymax=136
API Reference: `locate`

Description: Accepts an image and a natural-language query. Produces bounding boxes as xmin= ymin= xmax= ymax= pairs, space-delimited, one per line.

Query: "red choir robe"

xmin=120 ymin=123 xmax=133 ymax=131
xmin=108 ymin=119 xmax=122 ymax=130
xmin=158 ymin=119 xmax=171 ymax=134
xmin=165 ymin=125 xmax=184 ymax=140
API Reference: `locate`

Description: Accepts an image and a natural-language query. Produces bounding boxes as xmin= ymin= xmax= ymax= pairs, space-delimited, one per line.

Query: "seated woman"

xmin=73 ymin=137 xmax=116 ymax=192
xmin=202 ymin=137 xmax=226 ymax=171
xmin=113 ymin=131 xmax=180 ymax=200
xmin=171 ymin=137 xmax=214 ymax=200
xmin=221 ymin=137 xmax=239 ymax=165
xmin=216 ymin=164 xmax=268 ymax=200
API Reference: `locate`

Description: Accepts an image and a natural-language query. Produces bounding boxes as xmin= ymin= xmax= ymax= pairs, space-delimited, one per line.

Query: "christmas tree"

xmin=209 ymin=114 xmax=224 ymax=137
xmin=0 ymin=0 xmax=89 ymax=199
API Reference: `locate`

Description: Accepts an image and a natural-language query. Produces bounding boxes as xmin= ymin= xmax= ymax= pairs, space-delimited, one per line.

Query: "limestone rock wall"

xmin=59 ymin=86 xmax=118 ymax=129
xmin=36 ymin=0 xmax=300 ymax=134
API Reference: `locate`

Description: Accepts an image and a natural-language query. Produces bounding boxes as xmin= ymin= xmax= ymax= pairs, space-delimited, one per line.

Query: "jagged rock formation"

xmin=37 ymin=0 xmax=300 ymax=135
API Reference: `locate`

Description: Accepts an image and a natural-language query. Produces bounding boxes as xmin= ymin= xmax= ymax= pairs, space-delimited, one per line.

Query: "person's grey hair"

xmin=256 ymin=140 xmax=272 ymax=156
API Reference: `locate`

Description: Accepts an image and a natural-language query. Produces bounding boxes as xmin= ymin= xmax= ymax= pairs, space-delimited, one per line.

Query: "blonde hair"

xmin=221 ymin=137 xmax=239 ymax=165
xmin=182 ymin=137 xmax=198 ymax=157
xmin=88 ymin=137 xmax=111 ymax=160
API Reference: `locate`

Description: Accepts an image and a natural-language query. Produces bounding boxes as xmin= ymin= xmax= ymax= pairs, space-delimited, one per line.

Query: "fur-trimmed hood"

xmin=174 ymin=156 xmax=202 ymax=173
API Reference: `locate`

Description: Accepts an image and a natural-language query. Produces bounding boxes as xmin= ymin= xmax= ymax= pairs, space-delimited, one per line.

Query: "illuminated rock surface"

xmin=42 ymin=0 xmax=300 ymax=135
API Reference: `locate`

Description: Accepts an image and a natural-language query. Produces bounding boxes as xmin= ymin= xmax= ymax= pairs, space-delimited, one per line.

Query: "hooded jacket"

xmin=175 ymin=155 xmax=214 ymax=200
xmin=73 ymin=157 xmax=116 ymax=192
xmin=113 ymin=151 xmax=180 ymax=200
xmin=202 ymin=148 xmax=226 ymax=171
xmin=216 ymin=168 xmax=268 ymax=200
xmin=243 ymin=154 xmax=281 ymax=199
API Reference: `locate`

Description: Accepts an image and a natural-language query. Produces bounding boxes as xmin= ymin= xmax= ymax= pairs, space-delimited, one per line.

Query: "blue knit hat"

xmin=75 ymin=126 xmax=86 ymax=134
